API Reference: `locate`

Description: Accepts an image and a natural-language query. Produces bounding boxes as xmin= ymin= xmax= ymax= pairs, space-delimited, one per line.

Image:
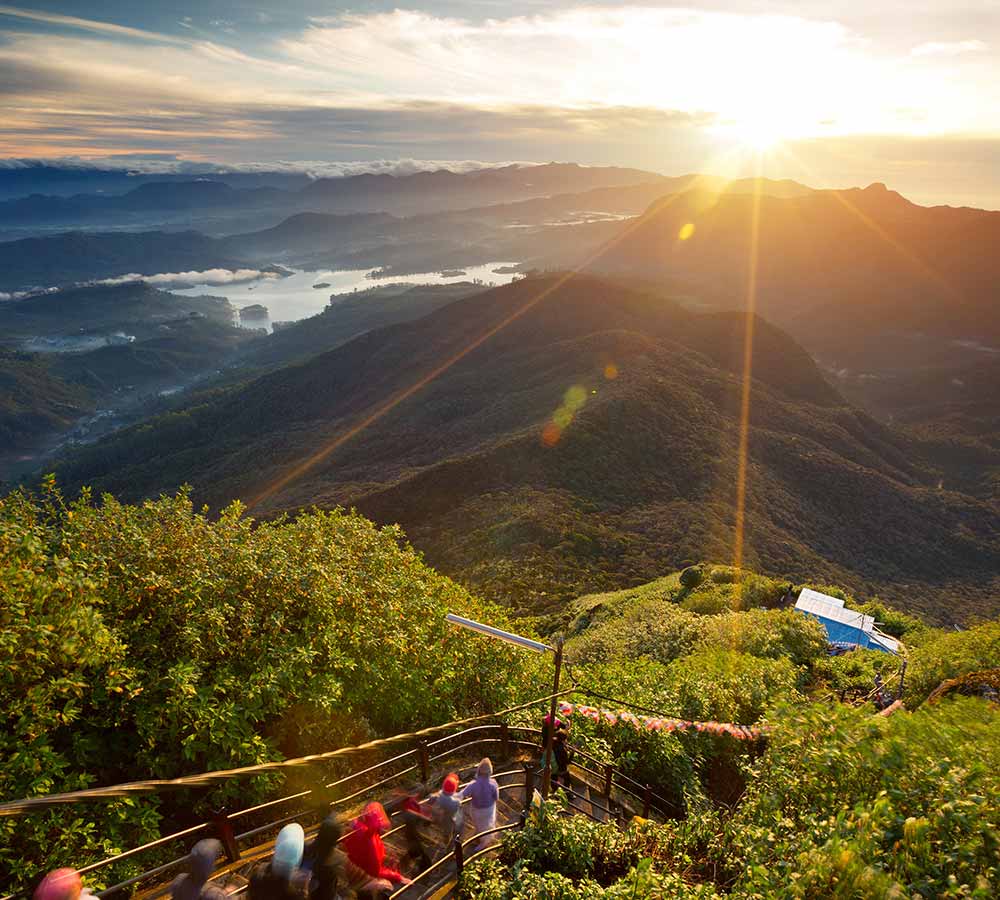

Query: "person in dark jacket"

xmin=310 ymin=815 xmax=392 ymax=900
xmin=553 ymin=723 xmax=573 ymax=789
xmin=170 ymin=840 xmax=229 ymax=900
xmin=398 ymin=786 xmax=433 ymax=873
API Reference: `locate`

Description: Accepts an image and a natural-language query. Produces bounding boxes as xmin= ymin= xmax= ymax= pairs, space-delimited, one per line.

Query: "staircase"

xmin=385 ymin=763 xmax=642 ymax=899
xmin=28 ymin=714 xmax=668 ymax=900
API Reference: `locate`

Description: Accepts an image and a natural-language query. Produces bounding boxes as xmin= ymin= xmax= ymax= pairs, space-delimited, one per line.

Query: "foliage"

xmin=567 ymin=602 xmax=702 ymax=666
xmin=695 ymin=609 xmax=828 ymax=667
xmin=459 ymin=802 xmax=719 ymax=898
xmin=719 ymin=699 xmax=1000 ymax=898
xmin=810 ymin=648 xmax=899 ymax=696
xmin=679 ymin=566 xmax=703 ymax=590
xmin=481 ymin=696 xmax=999 ymax=899
xmin=666 ymin=650 xmax=800 ymax=725
xmin=904 ymin=619 xmax=1000 ymax=705
xmin=856 ymin=598 xmax=928 ymax=640
xmin=0 ymin=483 xmax=541 ymax=891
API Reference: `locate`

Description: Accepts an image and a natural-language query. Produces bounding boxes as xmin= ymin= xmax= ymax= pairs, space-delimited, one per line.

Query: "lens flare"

xmin=678 ymin=223 xmax=695 ymax=241
xmin=541 ymin=422 xmax=562 ymax=447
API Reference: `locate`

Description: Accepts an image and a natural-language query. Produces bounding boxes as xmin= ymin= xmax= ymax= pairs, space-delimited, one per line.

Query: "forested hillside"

xmin=54 ymin=274 xmax=1000 ymax=621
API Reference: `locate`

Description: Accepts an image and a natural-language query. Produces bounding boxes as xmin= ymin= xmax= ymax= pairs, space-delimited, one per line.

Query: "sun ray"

xmin=732 ymin=155 xmax=764 ymax=578
xmin=247 ymin=141 xmax=765 ymax=513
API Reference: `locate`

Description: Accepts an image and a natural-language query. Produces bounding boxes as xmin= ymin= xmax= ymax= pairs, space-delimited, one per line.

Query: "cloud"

xmin=94 ymin=269 xmax=276 ymax=287
xmin=0 ymin=155 xmax=542 ymax=177
xmin=0 ymin=5 xmax=189 ymax=45
xmin=0 ymin=5 xmax=999 ymax=206
xmin=910 ymin=39 xmax=987 ymax=57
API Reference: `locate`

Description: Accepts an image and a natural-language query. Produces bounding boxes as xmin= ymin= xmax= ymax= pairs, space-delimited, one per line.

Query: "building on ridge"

xmin=794 ymin=588 xmax=900 ymax=654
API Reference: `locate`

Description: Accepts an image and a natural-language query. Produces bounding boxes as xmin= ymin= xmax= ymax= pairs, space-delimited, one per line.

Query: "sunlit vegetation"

xmin=464 ymin=699 xmax=999 ymax=898
xmin=2 ymin=479 xmax=997 ymax=895
xmin=0 ymin=483 xmax=541 ymax=889
xmin=473 ymin=570 xmax=1000 ymax=898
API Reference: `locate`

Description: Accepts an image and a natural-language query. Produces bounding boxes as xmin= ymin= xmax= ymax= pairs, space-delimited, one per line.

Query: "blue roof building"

xmin=795 ymin=588 xmax=901 ymax=654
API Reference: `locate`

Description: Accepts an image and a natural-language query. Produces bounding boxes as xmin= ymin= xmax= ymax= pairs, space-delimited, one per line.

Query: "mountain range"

xmin=53 ymin=274 xmax=1000 ymax=622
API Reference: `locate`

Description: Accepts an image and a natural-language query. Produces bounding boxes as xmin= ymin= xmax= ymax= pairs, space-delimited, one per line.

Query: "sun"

xmin=725 ymin=112 xmax=789 ymax=151
xmin=733 ymin=118 xmax=784 ymax=150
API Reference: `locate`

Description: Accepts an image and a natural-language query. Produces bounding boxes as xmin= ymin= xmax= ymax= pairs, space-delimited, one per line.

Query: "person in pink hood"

xmin=343 ymin=803 xmax=410 ymax=888
xmin=34 ymin=870 xmax=95 ymax=900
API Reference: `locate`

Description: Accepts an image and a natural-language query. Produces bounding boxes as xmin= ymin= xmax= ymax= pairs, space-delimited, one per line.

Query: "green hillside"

xmin=2 ymin=482 xmax=997 ymax=895
xmin=52 ymin=274 xmax=998 ymax=621
xmin=0 ymin=350 xmax=92 ymax=448
xmin=470 ymin=566 xmax=999 ymax=898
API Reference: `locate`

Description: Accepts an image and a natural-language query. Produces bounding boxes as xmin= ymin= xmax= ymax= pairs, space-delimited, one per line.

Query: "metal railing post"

xmin=418 ymin=741 xmax=430 ymax=785
xmin=642 ymin=785 xmax=652 ymax=819
xmin=500 ymin=722 xmax=511 ymax=759
xmin=523 ymin=762 xmax=535 ymax=814
xmin=211 ymin=809 xmax=240 ymax=862
xmin=453 ymin=834 xmax=464 ymax=877
xmin=603 ymin=764 xmax=613 ymax=803
xmin=541 ymin=638 xmax=564 ymax=798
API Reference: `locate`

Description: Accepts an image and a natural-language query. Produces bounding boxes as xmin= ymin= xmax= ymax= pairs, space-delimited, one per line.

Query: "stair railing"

xmin=1 ymin=694 xmax=672 ymax=900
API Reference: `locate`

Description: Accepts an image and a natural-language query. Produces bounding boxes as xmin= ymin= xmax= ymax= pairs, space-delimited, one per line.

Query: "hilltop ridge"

xmin=53 ymin=273 xmax=999 ymax=620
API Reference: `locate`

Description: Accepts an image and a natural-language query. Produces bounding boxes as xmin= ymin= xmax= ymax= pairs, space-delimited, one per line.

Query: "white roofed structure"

xmin=794 ymin=588 xmax=901 ymax=654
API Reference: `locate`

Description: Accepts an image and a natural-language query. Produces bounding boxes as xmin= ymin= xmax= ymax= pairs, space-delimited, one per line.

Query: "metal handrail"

xmin=14 ymin=690 xmax=678 ymax=897
xmin=75 ymin=822 xmax=211 ymax=876
xmin=388 ymin=782 xmax=527 ymax=900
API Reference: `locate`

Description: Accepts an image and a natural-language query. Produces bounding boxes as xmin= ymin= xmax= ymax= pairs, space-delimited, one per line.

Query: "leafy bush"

xmin=567 ymin=602 xmax=702 ymax=666
xmin=696 ymin=609 xmax=828 ymax=667
xmin=856 ymin=599 xmax=928 ymax=640
xmin=904 ymin=619 xmax=1000 ymax=705
xmin=460 ymin=804 xmax=719 ymax=898
xmin=666 ymin=650 xmax=800 ymax=725
xmin=709 ymin=566 xmax=738 ymax=584
xmin=679 ymin=566 xmax=704 ymax=590
xmin=0 ymin=484 xmax=541 ymax=890
xmin=721 ymin=699 xmax=1000 ymax=897
xmin=810 ymin=648 xmax=899 ymax=696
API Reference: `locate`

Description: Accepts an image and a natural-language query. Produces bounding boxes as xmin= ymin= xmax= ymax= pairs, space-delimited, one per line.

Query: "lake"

xmin=174 ymin=263 xmax=520 ymax=329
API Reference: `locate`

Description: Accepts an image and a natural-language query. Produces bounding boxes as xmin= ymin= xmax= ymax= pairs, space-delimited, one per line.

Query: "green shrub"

xmin=856 ymin=599 xmax=928 ymax=640
xmin=667 ymin=650 xmax=800 ymax=724
xmin=0 ymin=484 xmax=541 ymax=890
xmin=460 ymin=806 xmax=720 ymax=898
xmin=679 ymin=566 xmax=704 ymax=589
xmin=904 ymin=620 xmax=1000 ymax=705
xmin=567 ymin=602 xmax=702 ymax=666
xmin=810 ymin=649 xmax=899 ymax=696
xmin=709 ymin=566 xmax=738 ymax=584
xmin=696 ymin=609 xmax=828 ymax=667
xmin=722 ymin=698 xmax=1000 ymax=897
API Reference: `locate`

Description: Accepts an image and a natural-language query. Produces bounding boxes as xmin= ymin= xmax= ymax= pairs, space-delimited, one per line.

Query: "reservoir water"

xmin=174 ymin=263 xmax=520 ymax=327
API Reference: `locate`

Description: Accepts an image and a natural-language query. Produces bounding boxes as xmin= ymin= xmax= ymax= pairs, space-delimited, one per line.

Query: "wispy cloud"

xmin=0 ymin=4 xmax=190 ymax=45
xmin=0 ymin=5 xmax=999 ymax=206
xmin=910 ymin=39 xmax=987 ymax=57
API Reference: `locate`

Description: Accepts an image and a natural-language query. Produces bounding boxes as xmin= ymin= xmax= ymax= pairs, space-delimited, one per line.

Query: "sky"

xmin=0 ymin=1 xmax=998 ymax=207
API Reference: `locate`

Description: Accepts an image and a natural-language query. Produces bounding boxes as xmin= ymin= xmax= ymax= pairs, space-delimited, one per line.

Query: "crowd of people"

xmin=32 ymin=755 xmax=515 ymax=900
xmin=33 ymin=720 xmax=572 ymax=900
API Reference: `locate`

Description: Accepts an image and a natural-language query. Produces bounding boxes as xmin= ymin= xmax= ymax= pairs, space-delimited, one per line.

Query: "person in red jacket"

xmin=343 ymin=803 xmax=411 ymax=890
